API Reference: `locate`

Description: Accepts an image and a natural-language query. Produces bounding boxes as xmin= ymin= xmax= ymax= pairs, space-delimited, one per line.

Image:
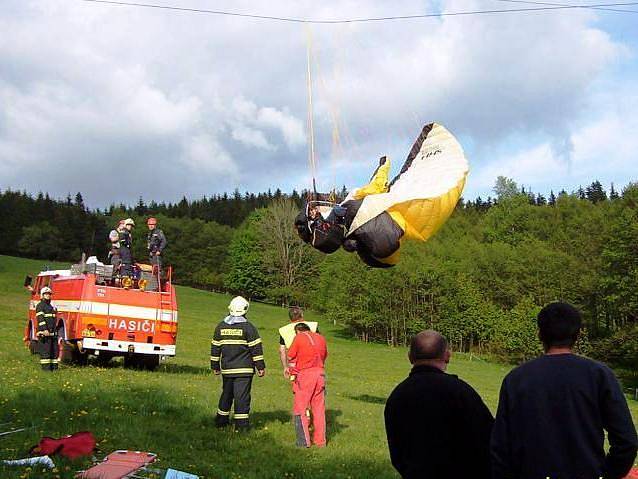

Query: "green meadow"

xmin=1 ymin=255 xmax=636 ymax=478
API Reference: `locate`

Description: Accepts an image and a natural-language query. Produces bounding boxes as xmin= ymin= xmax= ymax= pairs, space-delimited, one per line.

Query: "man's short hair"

xmin=289 ymin=306 xmax=303 ymax=321
xmin=537 ymin=302 xmax=582 ymax=348
xmin=294 ymin=322 xmax=311 ymax=332
xmin=409 ymin=330 xmax=448 ymax=362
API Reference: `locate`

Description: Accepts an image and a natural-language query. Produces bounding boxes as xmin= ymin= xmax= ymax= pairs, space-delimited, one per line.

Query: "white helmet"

xmin=124 ymin=218 xmax=136 ymax=226
xmin=40 ymin=286 xmax=52 ymax=296
xmin=228 ymin=296 xmax=249 ymax=317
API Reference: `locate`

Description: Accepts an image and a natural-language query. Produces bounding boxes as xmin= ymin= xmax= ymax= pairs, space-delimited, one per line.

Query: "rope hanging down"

xmin=306 ymin=25 xmax=317 ymax=197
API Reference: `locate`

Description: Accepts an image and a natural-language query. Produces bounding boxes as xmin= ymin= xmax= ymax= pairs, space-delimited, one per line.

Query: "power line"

xmin=492 ymin=0 xmax=637 ymax=13
xmin=77 ymin=0 xmax=638 ymax=23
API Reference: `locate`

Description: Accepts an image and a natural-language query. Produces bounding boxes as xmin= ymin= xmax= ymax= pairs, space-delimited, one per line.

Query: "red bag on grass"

xmin=30 ymin=431 xmax=97 ymax=459
xmin=625 ymin=467 xmax=638 ymax=479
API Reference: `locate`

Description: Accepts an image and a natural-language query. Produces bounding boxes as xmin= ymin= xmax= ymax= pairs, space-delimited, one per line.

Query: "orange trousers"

xmin=292 ymin=367 xmax=326 ymax=447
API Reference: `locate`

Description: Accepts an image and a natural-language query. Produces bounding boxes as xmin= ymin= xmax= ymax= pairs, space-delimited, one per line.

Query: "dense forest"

xmin=1 ymin=178 xmax=636 ymax=371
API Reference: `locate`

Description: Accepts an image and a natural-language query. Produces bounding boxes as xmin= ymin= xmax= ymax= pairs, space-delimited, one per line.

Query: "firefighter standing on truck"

xmin=146 ymin=217 xmax=167 ymax=273
xmin=211 ymin=296 xmax=265 ymax=431
xmin=287 ymin=322 xmax=328 ymax=447
xmin=119 ymin=218 xmax=135 ymax=277
xmin=108 ymin=220 xmax=125 ymax=270
xmin=35 ymin=287 xmax=59 ymax=371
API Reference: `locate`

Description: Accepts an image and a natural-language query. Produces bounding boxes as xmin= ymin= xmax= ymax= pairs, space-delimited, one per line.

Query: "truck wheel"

xmin=142 ymin=355 xmax=160 ymax=371
xmin=61 ymin=341 xmax=88 ymax=365
xmin=95 ymin=353 xmax=113 ymax=367
xmin=123 ymin=354 xmax=139 ymax=369
xmin=73 ymin=347 xmax=89 ymax=366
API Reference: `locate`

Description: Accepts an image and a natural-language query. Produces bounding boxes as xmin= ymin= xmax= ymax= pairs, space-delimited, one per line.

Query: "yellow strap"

xmin=234 ymin=413 xmax=249 ymax=419
xmin=217 ymin=409 xmax=230 ymax=416
xmin=221 ymin=368 xmax=254 ymax=375
xmin=252 ymin=355 xmax=264 ymax=361
xmin=38 ymin=321 xmax=46 ymax=326
xmin=220 ymin=340 xmax=248 ymax=345
xmin=36 ymin=311 xmax=45 ymax=316
xmin=210 ymin=356 xmax=220 ymax=361
xmin=247 ymin=338 xmax=262 ymax=347
xmin=211 ymin=340 xmax=221 ymax=346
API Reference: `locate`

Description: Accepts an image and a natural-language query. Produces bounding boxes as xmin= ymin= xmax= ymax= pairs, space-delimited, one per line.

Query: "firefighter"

xmin=119 ymin=218 xmax=135 ymax=277
xmin=287 ymin=322 xmax=328 ymax=447
xmin=108 ymin=220 xmax=125 ymax=271
xmin=211 ymin=296 xmax=266 ymax=431
xmin=146 ymin=217 xmax=167 ymax=273
xmin=35 ymin=287 xmax=60 ymax=371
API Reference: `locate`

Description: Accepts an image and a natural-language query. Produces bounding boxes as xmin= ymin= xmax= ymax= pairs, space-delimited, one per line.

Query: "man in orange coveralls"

xmin=287 ymin=322 xmax=328 ymax=448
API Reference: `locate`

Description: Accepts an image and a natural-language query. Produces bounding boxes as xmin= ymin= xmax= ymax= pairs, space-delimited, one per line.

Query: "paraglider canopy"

xmin=295 ymin=123 xmax=469 ymax=267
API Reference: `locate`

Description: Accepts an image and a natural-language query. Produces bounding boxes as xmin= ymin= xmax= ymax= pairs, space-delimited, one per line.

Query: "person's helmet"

xmin=124 ymin=218 xmax=136 ymax=226
xmin=228 ymin=296 xmax=249 ymax=317
xmin=40 ymin=286 xmax=52 ymax=296
xmin=147 ymin=217 xmax=157 ymax=226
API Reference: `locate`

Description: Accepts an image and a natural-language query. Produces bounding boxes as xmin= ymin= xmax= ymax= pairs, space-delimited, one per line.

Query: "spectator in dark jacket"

xmin=491 ymin=302 xmax=638 ymax=479
xmin=384 ymin=330 xmax=494 ymax=479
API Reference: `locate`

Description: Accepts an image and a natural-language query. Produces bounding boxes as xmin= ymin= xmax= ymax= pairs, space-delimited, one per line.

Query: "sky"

xmin=0 ymin=0 xmax=636 ymax=208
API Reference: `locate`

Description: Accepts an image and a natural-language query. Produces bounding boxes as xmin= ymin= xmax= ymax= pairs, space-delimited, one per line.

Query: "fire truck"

xmin=24 ymin=259 xmax=178 ymax=369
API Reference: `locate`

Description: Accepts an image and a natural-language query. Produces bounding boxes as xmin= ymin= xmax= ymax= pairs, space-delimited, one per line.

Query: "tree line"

xmin=1 ymin=178 xmax=636 ymax=371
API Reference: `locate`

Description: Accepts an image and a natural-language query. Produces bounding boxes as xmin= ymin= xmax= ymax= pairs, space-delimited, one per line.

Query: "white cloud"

xmin=0 ymin=0 xmax=634 ymax=206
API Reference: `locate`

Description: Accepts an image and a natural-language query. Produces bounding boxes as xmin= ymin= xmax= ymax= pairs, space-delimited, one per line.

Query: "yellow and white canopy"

xmin=345 ymin=123 xmax=469 ymax=264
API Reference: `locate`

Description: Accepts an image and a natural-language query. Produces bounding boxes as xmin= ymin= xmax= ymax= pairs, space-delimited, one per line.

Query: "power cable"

xmin=491 ymin=0 xmax=637 ymax=13
xmin=77 ymin=0 xmax=638 ymax=23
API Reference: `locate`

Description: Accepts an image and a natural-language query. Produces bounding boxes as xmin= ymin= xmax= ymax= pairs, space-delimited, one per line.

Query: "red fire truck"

xmin=24 ymin=260 xmax=178 ymax=369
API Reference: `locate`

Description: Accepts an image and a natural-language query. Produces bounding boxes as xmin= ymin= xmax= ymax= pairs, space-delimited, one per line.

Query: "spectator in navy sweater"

xmin=491 ymin=302 xmax=637 ymax=479
xmin=385 ymin=330 xmax=494 ymax=479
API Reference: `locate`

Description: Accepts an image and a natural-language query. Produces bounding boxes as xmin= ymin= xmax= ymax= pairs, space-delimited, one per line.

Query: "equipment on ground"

xmin=77 ymin=450 xmax=157 ymax=479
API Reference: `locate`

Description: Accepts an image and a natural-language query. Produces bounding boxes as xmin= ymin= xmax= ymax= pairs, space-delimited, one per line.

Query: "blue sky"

xmin=0 ymin=0 xmax=636 ymax=208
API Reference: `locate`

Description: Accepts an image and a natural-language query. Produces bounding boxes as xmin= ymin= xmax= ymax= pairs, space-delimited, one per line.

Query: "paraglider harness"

xmin=295 ymin=198 xmax=348 ymax=254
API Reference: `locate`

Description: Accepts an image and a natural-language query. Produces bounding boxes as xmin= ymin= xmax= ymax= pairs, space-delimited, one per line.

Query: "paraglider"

xmin=295 ymin=122 xmax=469 ymax=267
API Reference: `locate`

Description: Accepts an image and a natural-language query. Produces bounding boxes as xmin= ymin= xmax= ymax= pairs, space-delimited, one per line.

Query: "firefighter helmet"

xmin=228 ymin=296 xmax=249 ymax=317
xmin=124 ymin=218 xmax=136 ymax=226
xmin=147 ymin=217 xmax=157 ymax=226
xmin=40 ymin=286 xmax=52 ymax=296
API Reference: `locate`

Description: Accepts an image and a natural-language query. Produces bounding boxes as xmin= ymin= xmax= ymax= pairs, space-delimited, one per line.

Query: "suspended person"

xmin=491 ymin=302 xmax=638 ymax=479
xmin=35 ymin=287 xmax=60 ymax=371
xmin=107 ymin=220 xmax=125 ymax=271
xmin=286 ymin=322 xmax=328 ymax=448
xmin=295 ymin=123 xmax=469 ymax=267
xmin=146 ymin=217 xmax=167 ymax=274
xmin=211 ymin=296 xmax=265 ymax=431
xmin=384 ymin=330 xmax=493 ymax=479
xmin=278 ymin=306 xmax=318 ymax=379
xmin=119 ymin=218 xmax=135 ymax=277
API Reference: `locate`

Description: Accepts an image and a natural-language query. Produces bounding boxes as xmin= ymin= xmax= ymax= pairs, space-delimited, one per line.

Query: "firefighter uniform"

xmin=211 ymin=318 xmax=265 ymax=429
xmin=147 ymin=228 xmax=167 ymax=270
xmin=35 ymin=300 xmax=59 ymax=371
xmin=108 ymin=229 xmax=122 ymax=270
xmin=119 ymin=229 xmax=133 ymax=277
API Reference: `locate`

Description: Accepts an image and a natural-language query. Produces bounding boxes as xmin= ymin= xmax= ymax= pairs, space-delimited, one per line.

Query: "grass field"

xmin=1 ymin=255 xmax=636 ymax=478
